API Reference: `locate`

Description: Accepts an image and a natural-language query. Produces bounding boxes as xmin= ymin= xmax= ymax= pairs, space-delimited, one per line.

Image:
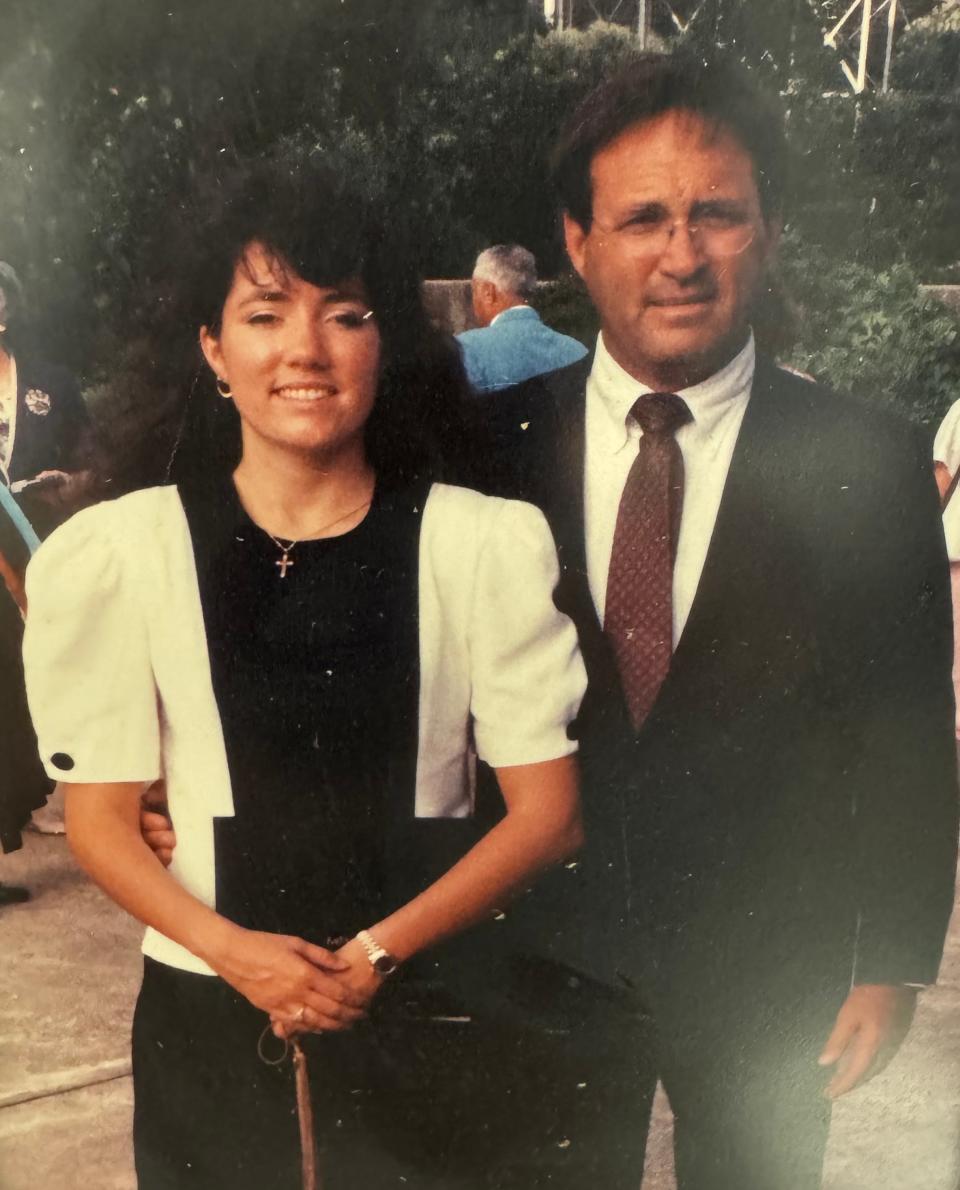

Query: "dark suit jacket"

xmin=476 ymin=352 xmax=958 ymax=1006
xmin=6 ymin=357 xmax=100 ymax=540
xmin=7 ymin=357 xmax=93 ymax=486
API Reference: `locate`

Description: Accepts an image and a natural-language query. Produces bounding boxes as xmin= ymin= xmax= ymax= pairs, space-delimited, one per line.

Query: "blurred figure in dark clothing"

xmin=0 ymin=262 xmax=104 ymax=539
xmin=0 ymin=483 xmax=49 ymax=900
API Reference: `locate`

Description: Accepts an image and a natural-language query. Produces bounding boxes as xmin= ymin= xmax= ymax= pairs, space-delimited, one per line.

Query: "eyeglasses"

xmin=595 ymin=206 xmax=759 ymax=259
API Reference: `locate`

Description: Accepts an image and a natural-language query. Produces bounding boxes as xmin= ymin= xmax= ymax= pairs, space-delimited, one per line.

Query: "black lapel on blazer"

xmin=515 ymin=357 xmax=635 ymax=730
xmin=530 ymin=356 xmax=591 ymax=578
xmin=9 ymin=363 xmax=55 ymax=482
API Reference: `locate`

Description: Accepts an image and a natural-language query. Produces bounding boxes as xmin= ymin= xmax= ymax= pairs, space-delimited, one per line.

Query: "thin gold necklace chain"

xmin=264 ymin=495 xmax=374 ymax=555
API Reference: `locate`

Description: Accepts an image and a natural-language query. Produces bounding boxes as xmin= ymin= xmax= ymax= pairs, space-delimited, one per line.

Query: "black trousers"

xmin=131 ymin=957 xmax=642 ymax=1190
xmin=515 ymin=956 xmax=846 ymax=1190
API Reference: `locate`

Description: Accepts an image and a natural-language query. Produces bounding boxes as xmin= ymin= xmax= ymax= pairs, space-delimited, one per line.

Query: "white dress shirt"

xmin=584 ymin=331 xmax=755 ymax=643
xmin=489 ymin=304 xmax=532 ymax=325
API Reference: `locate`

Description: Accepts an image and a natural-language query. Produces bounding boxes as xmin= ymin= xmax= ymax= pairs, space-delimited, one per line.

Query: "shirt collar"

xmin=490 ymin=304 xmax=538 ymax=327
xmin=589 ymin=330 xmax=755 ymax=456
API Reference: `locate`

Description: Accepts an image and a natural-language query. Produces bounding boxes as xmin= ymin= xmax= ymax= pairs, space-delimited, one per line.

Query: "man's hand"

xmin=140 ymin=782 xmax=176 ymax=867
xmin=818 ymin=984 xmax=918 ymax=1099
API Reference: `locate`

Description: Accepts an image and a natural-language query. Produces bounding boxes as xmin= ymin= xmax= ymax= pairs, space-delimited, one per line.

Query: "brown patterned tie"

xmin=604 ymin=392 xmax=692 ymax=731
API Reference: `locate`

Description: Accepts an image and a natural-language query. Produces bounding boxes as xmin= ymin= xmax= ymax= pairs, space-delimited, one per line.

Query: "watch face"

xmin=373 ymin=953 xmax=398 ymax=975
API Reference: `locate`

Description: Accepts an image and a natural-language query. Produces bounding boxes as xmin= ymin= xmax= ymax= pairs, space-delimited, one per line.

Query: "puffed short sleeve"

xmin=23 ymin=504 xmax=161 ymax=783
xmin=469 ymin=499 xmax=586 ymax=768
xmin=934 ymin=400 xmax=960 ymax=470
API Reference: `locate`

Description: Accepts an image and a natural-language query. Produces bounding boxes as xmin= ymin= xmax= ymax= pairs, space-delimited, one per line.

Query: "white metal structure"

xmin=822 ymin=0 xmax=902 ymax=92
xmin=541 ymin=0 xmax=939 ymax=93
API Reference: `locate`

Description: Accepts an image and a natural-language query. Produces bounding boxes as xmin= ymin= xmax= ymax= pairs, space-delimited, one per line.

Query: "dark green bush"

xmin=778 ymin=236 xmax=960 ymax=427
xmin=1 ymin=2 xmax=957 ymax=476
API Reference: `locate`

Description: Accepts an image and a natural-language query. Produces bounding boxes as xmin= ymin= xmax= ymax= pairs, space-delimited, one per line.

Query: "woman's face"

xmin=200 ymin=242 xmax=381 ymax=462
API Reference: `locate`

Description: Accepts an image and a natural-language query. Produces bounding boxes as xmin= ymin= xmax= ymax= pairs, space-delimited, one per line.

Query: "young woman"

xmin=22 ymin=161 xmax=585 ymax=1189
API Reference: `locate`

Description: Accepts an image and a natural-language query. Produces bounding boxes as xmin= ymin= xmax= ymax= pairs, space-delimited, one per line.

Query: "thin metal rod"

xmin=637 ymin=0 xmax=651 ymax=46
xmin=856 ymin=0 xmax=873 ymax=92
xmin=825 ymin=0 xmax=863 ymax=47
xmin=881 ymin=0 xmax=899 ymax=92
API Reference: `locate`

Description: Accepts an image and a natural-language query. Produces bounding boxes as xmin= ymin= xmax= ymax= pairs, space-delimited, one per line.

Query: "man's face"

xmin=564 ymin=109 xmax=780 ymax=388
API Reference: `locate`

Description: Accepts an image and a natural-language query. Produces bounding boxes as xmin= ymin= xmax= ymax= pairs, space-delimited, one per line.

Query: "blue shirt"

xmin=456 ymin=306 xmax=588 ymax=394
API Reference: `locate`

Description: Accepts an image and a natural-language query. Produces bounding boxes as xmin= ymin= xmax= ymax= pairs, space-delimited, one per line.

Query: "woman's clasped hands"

xmin=139 ymin=787 xmax=387 ymax=1038
xmin=207 ymin=925 xmax=382 ymax=1039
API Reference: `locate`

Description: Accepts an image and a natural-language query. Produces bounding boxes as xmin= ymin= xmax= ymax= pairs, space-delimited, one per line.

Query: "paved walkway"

xmin=2 ymin=834 xmax=959 ymax=1189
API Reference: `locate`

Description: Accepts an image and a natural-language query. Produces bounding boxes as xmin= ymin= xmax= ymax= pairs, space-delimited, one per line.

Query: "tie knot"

xmin=630 ymin=392 xmax=692 ymax=437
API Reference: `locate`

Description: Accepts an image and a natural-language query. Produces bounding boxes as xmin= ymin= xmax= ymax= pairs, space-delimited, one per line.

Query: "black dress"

xmin=192 ymin=475 xmax=423 ymax=949
xmin=0 ymin=494 xmax=50 ymax=853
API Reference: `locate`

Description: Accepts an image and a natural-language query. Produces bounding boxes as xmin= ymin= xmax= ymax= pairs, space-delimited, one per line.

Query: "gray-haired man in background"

xmin=456 ymin=244 xmax=586 ymax=393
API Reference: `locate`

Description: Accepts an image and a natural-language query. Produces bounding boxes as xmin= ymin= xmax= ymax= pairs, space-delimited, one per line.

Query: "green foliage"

xmin=680 ymin=0 xmax=840 ymax=91
xmin=778 ymin=235 xmax=960 ymax=426
xmin=0 ymin=0 xmax=957 ymax=448
xmin=535 ymin=272 xmax=599 ymax=346
xmin=893 ymin=4 xmax=960 ymax=90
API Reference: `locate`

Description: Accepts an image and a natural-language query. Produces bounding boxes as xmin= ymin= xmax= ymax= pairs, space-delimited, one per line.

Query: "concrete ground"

xmin=2 ymin=834 xmax=959 ymax=1189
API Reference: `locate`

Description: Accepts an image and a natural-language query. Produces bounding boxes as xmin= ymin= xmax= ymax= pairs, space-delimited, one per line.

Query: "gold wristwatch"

xmin=356 ymin=929 xmax=400 ymax=976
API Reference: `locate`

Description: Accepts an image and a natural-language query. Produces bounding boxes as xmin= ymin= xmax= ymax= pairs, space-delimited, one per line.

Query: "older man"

xmin=456 ymin=244 xmax=586 ymax=392
xmin=480 ymin=53 xmax=958 ymax=1189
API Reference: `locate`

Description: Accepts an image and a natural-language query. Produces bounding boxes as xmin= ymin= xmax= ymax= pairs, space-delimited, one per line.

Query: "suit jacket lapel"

xmin=541 ymin=361 xmax=589 ymax=581
xmin=514 ymin=358 xmax=640 ymax=738
xmin=519 ymin=357 xmax=601 ymax=633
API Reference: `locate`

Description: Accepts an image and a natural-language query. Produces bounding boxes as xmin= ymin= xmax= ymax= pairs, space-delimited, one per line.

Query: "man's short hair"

xmin=472 ymin=244 xmax=538 ymax=301
xmin=550 ymin=53 xmax=789 ymax=230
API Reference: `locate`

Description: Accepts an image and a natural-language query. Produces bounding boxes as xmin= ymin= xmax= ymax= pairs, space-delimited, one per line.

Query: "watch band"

xmin=356 ymin=929 xmax=400 ymax=976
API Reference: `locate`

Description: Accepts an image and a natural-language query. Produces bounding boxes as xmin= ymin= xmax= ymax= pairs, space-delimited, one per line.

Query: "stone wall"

xmin=423 ymin=278 xmax=570 ymax=334
xmin=423 ymin=280 xmax=477 ymax=335
xmin=919 ymin=285 xmax=960 ymax=316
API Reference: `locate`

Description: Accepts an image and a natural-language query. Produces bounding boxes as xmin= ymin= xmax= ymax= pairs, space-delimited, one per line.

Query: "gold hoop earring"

xmin=215 ymin=377 xmax=233 ymax=399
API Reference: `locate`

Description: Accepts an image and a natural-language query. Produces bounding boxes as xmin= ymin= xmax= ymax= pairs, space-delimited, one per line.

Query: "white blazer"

xmin=23 ymin=483 xmax=586 ymax=974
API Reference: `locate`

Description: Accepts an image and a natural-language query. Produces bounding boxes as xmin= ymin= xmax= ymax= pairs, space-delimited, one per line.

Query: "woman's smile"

xmin=272 ymin=382 xmax=340 ymax=402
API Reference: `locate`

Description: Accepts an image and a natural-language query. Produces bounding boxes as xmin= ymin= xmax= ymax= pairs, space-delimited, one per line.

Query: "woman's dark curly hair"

xmin=168 ymin=152 xmax=478 ymax=489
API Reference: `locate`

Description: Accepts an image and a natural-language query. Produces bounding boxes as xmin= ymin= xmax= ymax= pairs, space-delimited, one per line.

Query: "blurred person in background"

xmin=0 ymin=262 xmax=105 ymax=835
xmin=0 ymin=482 xmax=49 ymax=901
xmin=0 ymin=261 xmax=104 ymax=540
xmin=456 ymin=243 xmax=586 ymax=393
